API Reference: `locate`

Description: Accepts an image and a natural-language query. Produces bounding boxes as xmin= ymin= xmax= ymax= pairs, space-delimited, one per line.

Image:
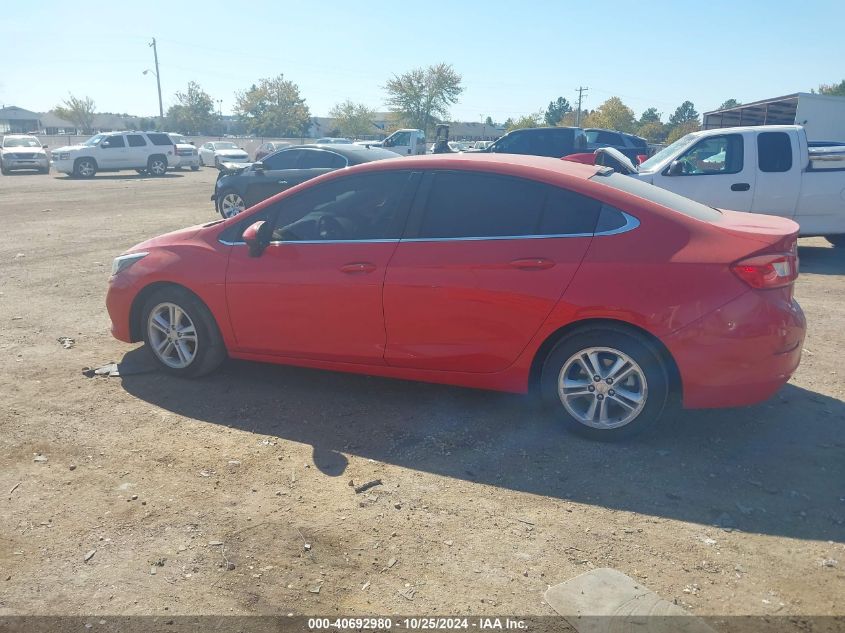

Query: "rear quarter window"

xmin=147 ymin=133 xmax=174 ymax=146
xmin=591 ymin=171 xmax=723 ymax=222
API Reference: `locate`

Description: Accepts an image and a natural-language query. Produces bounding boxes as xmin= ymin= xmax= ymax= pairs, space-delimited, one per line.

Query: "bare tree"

xmin=53 ymin=95 xmax=96 ymax=133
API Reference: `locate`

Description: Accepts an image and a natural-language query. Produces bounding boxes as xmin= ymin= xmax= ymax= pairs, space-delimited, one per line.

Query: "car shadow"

xmin=798 ymin=244 xmax=845 ymax=275
xmin=1 ymin=170 xmax=49 ymax=176
xmin=119 ymin=347 xmax=845 ymax=543
xmin=53 ymin=173 xmax=185 ymax=181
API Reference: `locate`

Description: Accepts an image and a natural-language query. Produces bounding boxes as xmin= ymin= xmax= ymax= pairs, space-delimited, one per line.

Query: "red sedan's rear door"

xmin=383 ymin=171 xmax=600 ymax=373
xmin=225 ymin=171 xmax=418 ymax=364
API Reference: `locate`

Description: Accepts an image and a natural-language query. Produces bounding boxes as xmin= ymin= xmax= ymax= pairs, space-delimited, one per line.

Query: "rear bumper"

xmin=666 ymin=290 xmax=806 ymax=409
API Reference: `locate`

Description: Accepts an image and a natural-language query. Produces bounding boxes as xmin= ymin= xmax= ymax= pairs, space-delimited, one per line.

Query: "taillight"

xmin=731 ymin=252 xmax=798 ymax=289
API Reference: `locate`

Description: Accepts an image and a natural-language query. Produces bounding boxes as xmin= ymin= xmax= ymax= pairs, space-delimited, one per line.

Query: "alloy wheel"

xmin=220 ymin=193 xmax=245 ymax=218
xmin=558 ymin=346 xmax=648 ymax=429
xmin=78 ymin=160 xmax=95 ymax=177
xmin=147 ymin=302 xmax=198 ymax=369
xmin=149 ymin=159 xmax=167 ymax=176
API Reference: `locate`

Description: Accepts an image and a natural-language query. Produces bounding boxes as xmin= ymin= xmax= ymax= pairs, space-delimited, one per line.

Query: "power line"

xmin=575 ymin=86 xmax=588 ymax=125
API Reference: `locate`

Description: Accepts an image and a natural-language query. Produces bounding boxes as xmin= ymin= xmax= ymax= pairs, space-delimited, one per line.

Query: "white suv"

xmin=52 ymin=131 xmax=176 ymax=178
xmin=168 ymin=133 xmax=200 ymax=170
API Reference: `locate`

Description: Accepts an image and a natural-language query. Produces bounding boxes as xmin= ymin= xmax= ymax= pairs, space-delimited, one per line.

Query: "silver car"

xmin=1 ymin=135 xmax=49 ymax=174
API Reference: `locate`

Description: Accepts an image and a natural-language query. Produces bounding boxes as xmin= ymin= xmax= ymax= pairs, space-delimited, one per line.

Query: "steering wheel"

xmin=317 ymin=215 xmax=345 ymax=240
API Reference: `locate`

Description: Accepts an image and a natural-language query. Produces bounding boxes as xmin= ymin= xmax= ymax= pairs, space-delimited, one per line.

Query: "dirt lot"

xmin=1 ymin=168 xmax=843 ymax=618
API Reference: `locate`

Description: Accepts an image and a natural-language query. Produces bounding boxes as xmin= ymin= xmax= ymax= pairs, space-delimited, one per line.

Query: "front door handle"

xmin=509 ymin=258 xmax=555 ymax=270
xmin=731 ymin=182 xmax=751 ymax=191
xmin=278 ymin=180 xmax=288 ymax=185
xmin=340 ymin=262 xmax=377 ymax=274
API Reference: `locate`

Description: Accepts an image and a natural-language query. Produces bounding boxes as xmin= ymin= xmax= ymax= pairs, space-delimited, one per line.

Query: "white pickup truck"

xmin=592 ymin=125 xmax=845 ymax=246
xmin=379 ymin=128 xmax=427 ymax=156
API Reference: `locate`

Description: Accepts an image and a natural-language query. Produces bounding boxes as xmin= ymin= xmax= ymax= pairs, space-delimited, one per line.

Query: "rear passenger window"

xmin=595 ymin=205 xmax=630 ymax=233
xmin=126 ymin=134 xmax=146 ymax=147
xmin=263 ymin=150 xmax=301 ymax=169
xmin=299 ymin=150 xmax=346 ymax=169
xmin=147 ymin=133 xmax=174 ymax=146
xmin=757 ymin=132 xmax=792 ymax=172
xmin=418 ymin=173 xmax=546 ymax=238
xmin=540 ymin=188 xmax=602 ymax=235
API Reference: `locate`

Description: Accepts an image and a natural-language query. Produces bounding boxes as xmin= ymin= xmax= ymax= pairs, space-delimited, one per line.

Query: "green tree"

xmin=668 ymin=100 xmax=699 ymax=126
xmin=505 ymin=112 xmax=542 ymax=131
xmin=384 ymin=63 xmax=463 ymax=133
xmin=53 ymin=95 xmax=96 ymax=133
xmin=484 ymin=116 xmax=495 ymax=126
xmin=639 ymin=107 xmax=662 ymax=125
xmin=235 ymin=74 xmax=311 ymax=137
xmin=328 ymin=100 xmax=377 ymax=138
xmin=816 ymin=79 xmax=845 ymax=96
xmin=718 ymin=98 xmax=741 ymax=110
xmin=582 ymin=97 xmax=636 ymax=132
xmin=637 ymin=121 xmax=667 ymax=143
xmin=165 ymin=81 xmax=218 ymax=135
xmin=666 ymin=120 xmax=700 ymax=144
xmin=544 ymin=97 xmax=572 ymax=126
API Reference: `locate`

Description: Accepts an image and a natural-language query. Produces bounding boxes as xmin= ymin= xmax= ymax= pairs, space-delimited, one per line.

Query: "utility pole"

xmin=149 ymin=38 xmax=164 ymax=124
xmin=575 ymin=86 xmax=588 ymax=126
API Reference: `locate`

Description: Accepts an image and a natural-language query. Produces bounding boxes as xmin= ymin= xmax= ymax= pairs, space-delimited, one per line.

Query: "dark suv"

xmin=585 ymin=129 xmax=649 ymax=162
xmin=477 ymin=127 xmax=588 ymax=158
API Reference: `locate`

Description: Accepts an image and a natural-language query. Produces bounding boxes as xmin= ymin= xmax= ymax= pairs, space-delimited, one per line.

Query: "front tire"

xmin=217 ymin=189 xmax=246 ymax=218
xmin=199 ymin=154 xmax=205 ymax=166
xmin=541 ymin=327 xmax=669 ymax=440
xmin=827 ymin=235 xmax=845 ymax=248
xmin=190 ymin=165 xmax=199 ymax=171
xmin=73 ymin=158 xmax=97 ymax=178
xmin=141 ymin=287 xmax=226 ymax=377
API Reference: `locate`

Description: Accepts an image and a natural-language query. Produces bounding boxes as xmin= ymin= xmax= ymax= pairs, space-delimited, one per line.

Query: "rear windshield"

xmin=590 ymin=171 xmax=722 ymax=222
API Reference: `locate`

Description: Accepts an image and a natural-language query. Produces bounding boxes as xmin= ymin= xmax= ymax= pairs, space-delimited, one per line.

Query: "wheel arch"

xmin=128 ymin=281 xmax=217 ymax=343
xmin=528 ymin=318 xmax=682 ymax=398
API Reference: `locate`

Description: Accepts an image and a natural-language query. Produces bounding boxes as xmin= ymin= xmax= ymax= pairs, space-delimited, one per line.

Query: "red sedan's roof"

xmin=351 ymin=152 xmax=604 ymax=185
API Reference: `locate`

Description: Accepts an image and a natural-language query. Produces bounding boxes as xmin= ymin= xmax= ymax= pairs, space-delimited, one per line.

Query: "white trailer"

xmin=703 ymin=93 xmax=845 ymax=142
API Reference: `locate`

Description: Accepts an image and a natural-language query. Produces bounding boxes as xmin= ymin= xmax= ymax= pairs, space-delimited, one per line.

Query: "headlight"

xmin=58 ymin=152 xmax=70 ymax=160
xmin=111 ymin=252 xmax=148 ymax=276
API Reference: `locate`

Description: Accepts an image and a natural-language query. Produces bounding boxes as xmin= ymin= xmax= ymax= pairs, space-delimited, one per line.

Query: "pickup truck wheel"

xmin=217 ymin=190 xmax=246 ymax=218
xmin=190 ymin=165 xmax=199 ymax=171
xmin=198 ymin=154 xmax=205 ymax=166
xmin=147 ymin=156 xmax=168 ymax=177
xmin=827 ymin=235 xmax=845 ymax=248
xmin=73 ymin=158 xmax=97 ymax=178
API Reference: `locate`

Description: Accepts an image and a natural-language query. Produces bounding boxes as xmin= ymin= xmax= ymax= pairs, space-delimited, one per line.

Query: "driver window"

xmin=677 ymin=134 xmax=743 ymax=175
xmin=102 ymin=136 xmax=126 ymax=148
xmin=268 ymin=172 xmax=412 ymax=242
xmin=390 ymin=132 xmax=410 ymax=146
xmin=263 ymin=149 xmax=301 ymax=169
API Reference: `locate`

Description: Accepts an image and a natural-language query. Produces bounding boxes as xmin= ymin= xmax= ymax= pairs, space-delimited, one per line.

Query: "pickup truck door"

xmin=649 ymin=132 xmax=755 ymax=212
xmin=750 ymin=130 xmax=801 ymax=219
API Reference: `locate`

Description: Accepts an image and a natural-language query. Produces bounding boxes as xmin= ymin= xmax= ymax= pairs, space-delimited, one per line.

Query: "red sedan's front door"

xmin=225 ymin=171 xmax=416 ymax=364
xmin=384 ymin=172 xmax=600 ymax=373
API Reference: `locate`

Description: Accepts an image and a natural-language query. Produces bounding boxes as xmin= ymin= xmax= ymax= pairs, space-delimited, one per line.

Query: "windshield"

xmin=639 ymin=133 xmax=698 ymax=171
xmin=214 ymin=142 xmax=239 ymax=150
xmin=3 ymin=136 xmax=41 ymax=148
xmin=84 ymin=134 xmax=106 ymax=146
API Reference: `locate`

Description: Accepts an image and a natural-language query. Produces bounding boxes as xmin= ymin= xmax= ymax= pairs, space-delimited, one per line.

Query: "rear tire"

xmin=827 ymin=235 xmax=845 ymax=248
xmin=190 ymin=165 xmax=199 ymax=171
xmin=0 ymin=165 xmax=8 ymax=175
xmin=217 ymin=189 xmax=246 ymax=218
xmin=73 ymin=158 xmax=97 ymax=178
xmin=147 ymin=155 xmax=168 ymax=177
xmin=141 ymin=286 xmax=226 ymax=378
xmin=199 ymin=154 xmax=205 ymax=166
xmin=540 ymin=326 xmax=669 ymax=441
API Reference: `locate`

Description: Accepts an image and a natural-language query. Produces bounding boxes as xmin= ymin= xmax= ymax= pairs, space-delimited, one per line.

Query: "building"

xmin=703 ymin=92 xmax=845 ymax=141
xmin=0 ymin=106 xmax=41 ymax=134
xmin=445 ymin=120 xmax=505 ymax=141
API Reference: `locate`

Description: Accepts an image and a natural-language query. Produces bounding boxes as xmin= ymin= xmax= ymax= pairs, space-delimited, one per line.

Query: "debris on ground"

xmin=308 ymin=584 xmax=321 ymax=594
xmin=57 ymin=337 xmax=75 ymax=349
xmin=353 ymin=479 xmax=382 ymax=494
xmin=821 ymin=559 xmax=838 ymax=567
xmin=84 ymin=549 xmax=96 ymax=562
xmin=33 ymin=455 xmax=48 ymax=463
xmin=9 ymin=482 xmax=21 ymax=495
xmin=398 ymin=586 xmax=417 ymax=600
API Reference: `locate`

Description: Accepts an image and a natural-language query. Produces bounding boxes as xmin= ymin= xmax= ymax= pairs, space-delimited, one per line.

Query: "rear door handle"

xmin=340 ymin=262 xmax=377 ymax=274
xmin=509 ymin=258 xmax=555 ymax=270
xmin=278 ymin=180 xmax=288 ymax=185
xmin=731 ymin=183 xmax=751 ymax=191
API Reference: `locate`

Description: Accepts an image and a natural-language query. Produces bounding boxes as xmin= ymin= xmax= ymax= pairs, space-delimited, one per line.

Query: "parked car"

xmin=473 ymin=140 xmax=493 ymax=150
xmin=106 ymin=154 xmax=805 ymax=440
xmin=51 ymin=131 xmax=176 ymax=178
xmin=198 ymin=141 xmax=250 ymax=167
xmin=472 ymin=126 xmax=588 ymax=158
xmin=380 ymin=129 xmax=426 ymax=155
xmin=585 ymin=128 xmax=649 ymax=162
xmin=254 ymin=141 xmax=291 ymax=161
xmin=1 ymin=134 xmax=49 ymax=174
xmin=585 ymin=125 xmax=845 ymax=246
xmin=167 ymin=133 xmax=199 ymax=170
xmin=211 ymin=144 xmax=398 ymax=218
xmin=315 ymin=137 xmax=353 ymax=144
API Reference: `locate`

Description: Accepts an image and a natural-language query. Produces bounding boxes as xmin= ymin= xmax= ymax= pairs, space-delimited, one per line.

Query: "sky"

xmin=4 ymin=1 xmax=844 ymax=123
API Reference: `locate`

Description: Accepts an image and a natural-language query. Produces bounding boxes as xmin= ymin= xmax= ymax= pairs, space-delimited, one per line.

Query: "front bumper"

xmin=106 ymin=272 xmax=139 ymax=343
xmin=173 ymin=154 xmax=200 ymax=168
xmin=666 ymin=290 xmax=806 ymax=409
xmin=2 ymin=156 xmax=49 ymax=171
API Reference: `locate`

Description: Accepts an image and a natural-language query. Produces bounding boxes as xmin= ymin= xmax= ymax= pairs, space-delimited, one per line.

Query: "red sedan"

xmin=106 ymin=154 xmax=805 ymax=439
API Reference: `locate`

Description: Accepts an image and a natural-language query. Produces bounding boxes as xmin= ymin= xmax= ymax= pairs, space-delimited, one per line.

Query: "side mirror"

xmin=383 ymin=139 xmax=392 ymax=147
xmin=243 ymin=220 xmax=270 ymax=257
xmin=43 ymin=145 xmax=48 ymax=149
xmin=253 ymin=161 xmax=265 ymax=172
xmin=668 ymin=160 xmax=684 ymax=176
